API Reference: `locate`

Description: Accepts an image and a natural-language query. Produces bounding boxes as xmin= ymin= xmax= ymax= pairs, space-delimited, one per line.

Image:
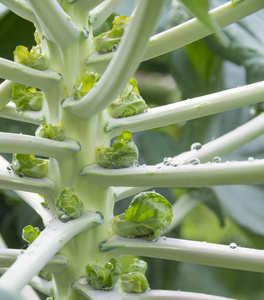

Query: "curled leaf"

xmin=95 ymin=131 xmax=138 ymax=169
xmin=118 ymin=272 xmax=149 ymax=293
xmin=73 ymin=71 xmax=100 ymax=100
xmin=108 ymin=78 xmax=148 ymax=118
xmin=12 ymin=154 xmax=48 ymax=178
xmin=93 ymin=15 xmax=131 ymax=54
xmin=112 ymin=191 xmax=173 ymax=240
xmin=12 ymin=83 xmax=43 ymax=112
xmin=125 ymin=258 xmax=147 ymax=275
xmin=22 ymin=225 xmax=41 ymax=244
xmin=36 ymin=121 xmax=66 ymax=141
xmin=56 ymin=188 xmax=85 ymax=220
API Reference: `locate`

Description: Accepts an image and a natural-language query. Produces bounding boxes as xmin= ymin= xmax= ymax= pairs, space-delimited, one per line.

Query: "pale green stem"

xmin=113 ymin=186 xmax=149 ymax=202
xmin=0 ymin=80 xmax=13 ymax=110
xmin=0 ymin=132 xmax=81 ymax=160
xmin=81 ymin=159 xmax=264 ymax=188
xmin=102 ymin=236 xmax=264 ymax=273
xmin=0 ymin=213 xmax=103 ymax=292
xmin=29 ymin=277 xmax=51 ymax=296
xmin=0 ymin=58 xmax=62 ymax=90
xmin=88 ymin=0 xmax=124 ymax=29
xmin=26 ymin=0 xmax=85 ymax=47
xmin=0 ymin=0 xmax=38 ymax=24
xmin=122 ymin=290 xmax=235 ymax=300
xmin=72 ymin=282 xmax=122 ymax=300
xmin=0 ymin=249 xmax=69 ymax=273
xmin=107 ymin=80 xmax=264 ymax=135
xmin=62 ymin=0 xmax=165 ymax=120
xmin=0 ymin=103 xmax=43 ymax=125
xmin=87 ymin=0 xmax=264 ymax=68
xmin=77 ymin=0 xmax=104 ymax=11
xmin=21 ymin=285 xmax=41 ymax=300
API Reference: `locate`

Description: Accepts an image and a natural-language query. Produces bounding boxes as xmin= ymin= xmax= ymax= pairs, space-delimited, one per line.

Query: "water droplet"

xmin=163 ymin=157 xmax=172 ymax=166
xmin=142 ymin=164 xmax=146 ymax=167
xmin=78 ymin=276 xmax=88 ymax=285
xmin=156 ymin=165 xmax=162 ymax=171
xmin=60 ymin=214 xmax=70 ymax=223
xmin=248 ymin=157 xmax=255 ymax=162
xmin=249 ymin=106 xmax=256 ymax=116
xmin=201 ymin=241 xmax=207 ymax=246
xmin=58 ymin=236 xmax=65 ymax=242
xmin=130 ymin=160 xmax=139 ymax=168
xmin=171 ymin=162 xmax=178 ymax=167
xmin=18 ymin=172 xmax=24 ymax=178
xmin=212 ymin=156 xmax=221 ymax=163
xmin=229 ymin=242 xmax=237 ymax=249
xmin=191 ymin=142 xmax=202 ymax=151
xmin=182 ymin=160 xmax=190 ymax=165
xmin=190 ymin=158 xmax=200 ymax=165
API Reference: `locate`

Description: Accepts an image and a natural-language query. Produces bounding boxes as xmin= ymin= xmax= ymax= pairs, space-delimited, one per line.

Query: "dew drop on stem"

xmin=212 ymin=156 xmax=221 ymax=163
xmin=190 ymin=158 xmax=200 ymax=165
xmin=60 ymin=214 xmax=70 ymax=223
xmin=191 ymin=142 xmax=202 ymax=151
xmin=229 ymin=242 xmax=237 ymax=249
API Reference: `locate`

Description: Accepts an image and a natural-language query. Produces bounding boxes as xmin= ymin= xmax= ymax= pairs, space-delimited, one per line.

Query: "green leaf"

xmin=112 ymin=191 xmax=173 ymax=240
xmin=118 ymin=272 xmax=149 ymax=293
xmin=36 ymin=121 xmax=66 ymax=141
xmin=124 ymin=258 xmax=147 ymax=275
xmin=22 ymin=224 xmax=40 ymax=243
xmin=73 ymin=71 xmax=100 ymax=100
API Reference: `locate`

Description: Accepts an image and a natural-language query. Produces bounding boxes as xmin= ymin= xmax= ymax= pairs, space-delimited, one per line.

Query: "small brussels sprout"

xmin=39 ymin=270 xmax=53 ymax=281
xmin=95 ymin=131 xmax=138 ymax=169
xmin=112 ymin=191 xmax=173 ymax=240
xmin=118 ymin=272 xmax=149 ymax=293
xmin=34 ymin=30 xmax=41 ymax=45
xmin=14 ymin=45 xmax=48 ymax=70
xmin=93 ymin=15 xmax=131 ymax=54
xmin=22 ymin=225 xmax=41 ymax=243
xmin=125 ymin=258 xmax=147 ymax=275
xmin=73 ymin=71 xmax=100 ymax=100
xmin=36 ymin=121 xmax=66 ymax=141
xmin=85 ymin=257 xmax=122 ymax=290
xmin=12 ymin=154 xmax=48 ymax=178
xmin=108 ymin=78 xmax=148 ymax=118
xmin=12 ymin=83 xmax=43 ymax=112
xmin=56 ymin=188 xmax=85 ymax=221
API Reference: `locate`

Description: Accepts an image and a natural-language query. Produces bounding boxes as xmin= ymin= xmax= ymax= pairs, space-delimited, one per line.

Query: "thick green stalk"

xmin=0 ymin=80 xmax=13 ymax=109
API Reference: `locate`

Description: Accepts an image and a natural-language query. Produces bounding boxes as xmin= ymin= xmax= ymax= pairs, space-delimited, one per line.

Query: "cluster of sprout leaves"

xmin=85 ymin=257 xmax=121 ymax=291
xmin=12 ymin=84 xmax=43 ymax=112
xmin=73 ymin=71 xmax=101 ymax=100
xmin=93 ymin=15 xmax=131 ymax=54
xmin=108 ymin=78 xmax=148 ymax=118
xmin=11 ymin=154 xmax=48 ymax=178
xmin=118 ymin=258 xmax=149 ymax=293
xmin=35 ymin=121 xmax=66 ymax=141
xmin=112 ymin=191 xmax=173 ymax=240
xmin=95 ymin=130 xmax=138 ymax=169
xmin=55 ymin=188 xmax=85 ymax=221
xmin=22 ymin=225 xmax=41 ymax=244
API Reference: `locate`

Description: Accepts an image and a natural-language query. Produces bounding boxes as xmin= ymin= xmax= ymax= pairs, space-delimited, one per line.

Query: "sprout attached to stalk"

xmin=95 ymin=130 xmax=138 ymax=169
xmin=22 ymin=225 xmax=41 ymax=244
xmin=36 ymin=121 xmax=66 ymax=141
xmin=73 ymin=71 xmax=100 ymax=100
xmin=108 ymin=78 xmax=148 ymax=118
xmin=118 ymin=271 xmax=149 ymax=293
xmin=112 ymin=191 xmax=173 ymax=240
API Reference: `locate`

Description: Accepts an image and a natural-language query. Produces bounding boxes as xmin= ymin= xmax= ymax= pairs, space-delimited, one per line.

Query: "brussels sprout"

xmin=95 ymin=131 xmax=138 ymax=169
xmin=22 ymin=225 xmax=41 ymax=244
xmin=125 ymin=258 xmax=147 ymax=275
xmin=12 ymin=154 xmax=48 ymax=178
xmin=14 ymin=45 xmax=48 ymax=70
xmin=73 ymin=71 xmax=100 ymax=100
xmin=112 ymin=191 xmax=173 ymax=240
xmin=56 ymin=188 xmax=85 ymax=221
xmin=108 ymin=78 xmax=148 ymax=118
xmin=12 ymin=84 xmax=43 ymax=112
xmin=85 ymin=257 xmax=122 ymax=290
xmin=36 ymin=121 xmax=66 ymax=141
xmin=93 ymin=15 xmax=131 ymax=54
xmin=118 ymin=272 xmax=149 ymax=293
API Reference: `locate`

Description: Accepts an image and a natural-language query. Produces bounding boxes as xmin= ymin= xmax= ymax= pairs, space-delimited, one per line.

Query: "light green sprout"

xmin=112 ymin=191 xmax=173 ymax=240
xmin=12 ymin=84 xmax=43 ymax=112
xmin=35 ymin=121 xmax=66 ymax=141
xmin=14 ymin=45 xmax=48 ymax=71
xmin=108 ymin=78 xmax=148 ymax=118
xmin=118 ymin=272 xmax=149 ymax=293
xmin=95 ymin=130 xmax=138 ymax=169
xmin=93 ymin=15 xmax=131 ymax=54
xmin=22 ymin=225 xmax=41 ymax=244
xmin=12 ymin=154 xmax=48 ymax=178
xmin=124 ymin=258 xmax=147 ymax=275
xmin=55 ymin=188 xmax=85 ymax=221
xmin=85 ymin=257 xmax=122 ymax=290
xmin=73 ymin=71 xmax=100 ymax=100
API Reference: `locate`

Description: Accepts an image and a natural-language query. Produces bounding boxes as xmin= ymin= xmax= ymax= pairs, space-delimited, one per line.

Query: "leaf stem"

xmin=0 ymin=57 xmax=62 ymax=90
xmin=29 ymin=276 xmax=51 ymax=296
xmin=62 ymin=0 xmax=164 ymax=120
xmin=0 ymin=213 xmax=103 ymax=292
xmin=26 ymin=0 xmax=85 ymax=47
xmin=113 ymin=186 xmax=149 ymax=202
xmin=101 ymin=236 xmax=264 ymax=273
xmin=107 ymin=80 xmax=264 ymax=135
xmin=81 ymin=159 xmax=264 ymax=188
xmin=0 ymin=80 xmax=13 ymax=110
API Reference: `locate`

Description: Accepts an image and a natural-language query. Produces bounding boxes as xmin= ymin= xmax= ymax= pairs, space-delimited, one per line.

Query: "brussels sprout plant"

xmin=0 ymin=0 xmax=264 ymax=300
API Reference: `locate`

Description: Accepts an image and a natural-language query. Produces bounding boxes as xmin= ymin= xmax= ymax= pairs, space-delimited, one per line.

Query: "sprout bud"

xmin=108 ymin=78 xmax=148 ymax=118
xmin=95 ymin=131 xmax=138 ymax=169
xmin=36 ymin=121 xmax=66 ymax=141
xmin=93 ymin=15 xmax=131 ymax=54
xmin=112 ymin=191 xmax=173 ymax=240
xmin=73 ymin=71 xmax=100 ymax=100
xmin=125 ymin=258 xmax=147 ymax=275
xmin=12 ymin=154 xmax=48 ymax=178
xmin=118 ymin=272 xmax=149 ymax=293
xmin=22 ymin=225 xmax=41 ymax=244
xmin=56 ymin=188 xmax=85 ymax=220
xmin=12 ymin=84 xmax=43 ymax=112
